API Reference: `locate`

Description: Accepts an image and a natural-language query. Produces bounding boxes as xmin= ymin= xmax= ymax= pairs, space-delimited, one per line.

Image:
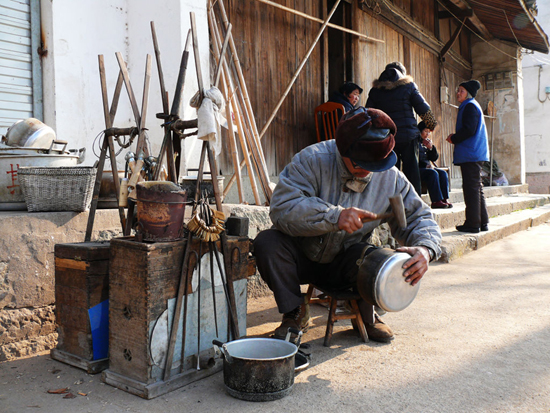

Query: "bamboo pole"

xmin=208 ymin=9 xmax=261 ymax=204
xmin=214 ymin=23 xmax=232 ymax=88
xmin=210 ymin=23 xmax=245 ymax=203
xmin=215 ymin=1 xmax=271 ymax=191
xmin=253 ymin=0 xmax=384 ymax=44
xmin=258 ymin=0 xmax=342 ymax=140
xmin=209 ymin=7 xmax=267 ymax=204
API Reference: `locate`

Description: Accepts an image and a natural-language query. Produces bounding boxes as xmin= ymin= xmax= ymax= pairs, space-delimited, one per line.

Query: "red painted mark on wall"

xmin=6 ymin=164 xmax=20 ymax=194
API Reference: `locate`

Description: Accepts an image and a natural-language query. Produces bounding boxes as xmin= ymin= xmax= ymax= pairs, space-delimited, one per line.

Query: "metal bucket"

xmin=0 ymin=147 xmax=86 ymax=210
xmin=136 ymin=181 xmax=188 ymax=242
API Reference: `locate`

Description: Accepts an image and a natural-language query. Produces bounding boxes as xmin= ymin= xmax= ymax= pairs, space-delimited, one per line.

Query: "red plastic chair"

xmin=314 ymin=102 xmax=346 ymax=142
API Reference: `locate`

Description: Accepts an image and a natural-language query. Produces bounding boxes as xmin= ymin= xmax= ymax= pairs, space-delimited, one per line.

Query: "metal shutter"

xmin=0 ymin=0 xmax=41 ymax=136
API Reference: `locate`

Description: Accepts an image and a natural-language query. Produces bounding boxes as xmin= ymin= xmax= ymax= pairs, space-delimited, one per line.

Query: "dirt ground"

xmin=1 ymin=223 xmax=549 ymax=413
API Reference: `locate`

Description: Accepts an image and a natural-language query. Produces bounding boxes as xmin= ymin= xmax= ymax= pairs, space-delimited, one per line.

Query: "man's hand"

xmin=338 ymin=207 xmax=377 ymax=234
xmin=395 ymin=246 xmax=431 ymax=286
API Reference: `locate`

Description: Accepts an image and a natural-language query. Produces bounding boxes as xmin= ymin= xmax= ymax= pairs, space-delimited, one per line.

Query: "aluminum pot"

xmin=356 ymin=247 xmax=420 ymax=313
xmin=4 ymin=118 xmax=56 ymax=148
xmin=213 ymin=331 xmax=303 ymax=402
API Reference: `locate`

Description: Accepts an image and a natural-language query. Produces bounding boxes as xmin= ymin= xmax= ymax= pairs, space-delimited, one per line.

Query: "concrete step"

xmin=438 ymin=203 xmax=550 ymax=263
xmin=430 ymin=192 xmax=550 ymax=231
xmin=420 ymin=183 xmax=529 ymax=205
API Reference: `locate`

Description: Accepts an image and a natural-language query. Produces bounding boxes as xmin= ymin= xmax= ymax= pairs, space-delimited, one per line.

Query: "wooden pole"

xmin=208 ymin=8 xmax=268 ymax=203
xmin=210 ymin=25 xmax=245 ymax=203
xmin=214 ymin=1 xmax=271 ymax=193
xmin=115 ymin=52 xmax=150 ymax=157
xmin=136 ymin=54 xmax=152 ymax=157
xmin=151 ymin=21 xmax=170 ymax=114
xmin=208 ymin=9 xmax=259 ymax=203
xmin=258 ymin=0 xmax=342 ymax=140
xmin=85 ymin=56 xmax=127 ymax=241
xmin=213 ymin=23 xmax=232 ymax=88
xmin=253 ymin=0 xmax=384 ymax=44
xmin=191 ymin=10 xmax=240 ymax=339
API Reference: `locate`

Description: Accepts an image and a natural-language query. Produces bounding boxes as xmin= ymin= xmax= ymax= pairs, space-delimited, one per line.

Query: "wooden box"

xmin=51 ymin=241 xmax=110 ymax=373
xmin=102 ymin=235 xmax=249 ymax=399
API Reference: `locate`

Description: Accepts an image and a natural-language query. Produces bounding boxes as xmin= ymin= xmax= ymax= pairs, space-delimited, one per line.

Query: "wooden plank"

xmin=102 ymin=359 xmax=222 ymax=399
xmin=54 ymin=242 xmax=110 ymax=261
xmin=51 ymin=349 xmax=108 ymax=374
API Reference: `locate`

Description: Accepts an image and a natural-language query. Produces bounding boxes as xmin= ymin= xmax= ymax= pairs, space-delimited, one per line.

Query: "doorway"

xmin=327 ymin=0 xmax=352 ymax=98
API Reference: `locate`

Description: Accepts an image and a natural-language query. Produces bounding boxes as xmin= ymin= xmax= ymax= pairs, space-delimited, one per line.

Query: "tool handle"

xmin=128 ymin=159 xmax=144 ymax=189
xmin=361 ymin=212 xmax=393 ymax=223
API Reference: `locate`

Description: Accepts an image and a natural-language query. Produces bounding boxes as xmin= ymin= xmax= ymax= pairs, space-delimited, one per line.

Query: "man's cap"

xmin=459 ymin=80 xmax=481 ymax=98
xmin=336 ymin=107 xmax=397 ymax=172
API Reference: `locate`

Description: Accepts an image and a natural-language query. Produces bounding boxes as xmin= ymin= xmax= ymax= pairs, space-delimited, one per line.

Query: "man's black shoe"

xmin=481 ymin=224 xmax=489 ymax=232
xmin=456 ymin=224 xmax=480 ymax=233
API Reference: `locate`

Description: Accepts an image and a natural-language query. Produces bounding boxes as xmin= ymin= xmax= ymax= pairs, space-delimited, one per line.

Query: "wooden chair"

xmin=305 ymin=284 xmax=369 ymax=347
xmin=314 ymin=102 xmax=346 ymax=142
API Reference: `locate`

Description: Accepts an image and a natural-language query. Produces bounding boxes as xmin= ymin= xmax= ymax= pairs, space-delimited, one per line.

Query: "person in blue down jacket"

xmin=366 ymin=62 xmax=438 ymax=196
xmin=253 ymin=107 xmax=442 ymax=343
xmin=446 ymin=80 xmax=490 ymax=234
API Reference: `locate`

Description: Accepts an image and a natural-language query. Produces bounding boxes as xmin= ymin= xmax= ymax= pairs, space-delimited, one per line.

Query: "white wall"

xmin=472 ymin=39 xmax=524 ymax=185
xmin=522 ymin=2 xmax=550 ymax=175
xmin=40 ymin=0 xmax=209 ymax=174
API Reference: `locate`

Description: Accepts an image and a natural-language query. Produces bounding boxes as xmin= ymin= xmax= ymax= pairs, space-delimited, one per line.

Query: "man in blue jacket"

xmin=446 ymin=80 xmax=490 ymax=233
xmin=254 ymin=107 xmax=442 ymax=343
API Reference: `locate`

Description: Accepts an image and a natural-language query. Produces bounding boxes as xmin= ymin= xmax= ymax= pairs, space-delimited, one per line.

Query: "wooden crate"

xmin=103 ymin=236 xmax=249 ymax=399
xmin=51 ymin=241 xmax=110 ymax=373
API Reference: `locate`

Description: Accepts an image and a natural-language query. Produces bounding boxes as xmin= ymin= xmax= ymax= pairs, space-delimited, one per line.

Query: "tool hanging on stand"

xmin=85 ymin=53 xmax=152 ymax=241
xmin=162 ymin=11 xmax=243 ymax=381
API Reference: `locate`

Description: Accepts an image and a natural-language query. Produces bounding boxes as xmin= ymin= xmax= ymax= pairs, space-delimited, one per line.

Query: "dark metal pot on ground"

xmin=356 ymin=247 xmax=420 ymax=312
xmin=213 ymin=332 xmax=303 ymax=402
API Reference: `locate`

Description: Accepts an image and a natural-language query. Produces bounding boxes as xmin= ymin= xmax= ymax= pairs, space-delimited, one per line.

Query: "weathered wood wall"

xmin=353 ymin=1 xmax=472 ymax=179
xmin=224 ymin=0 xmax=324 ymax=176
xmin=222 ymin=0 xmax=474 ymax=178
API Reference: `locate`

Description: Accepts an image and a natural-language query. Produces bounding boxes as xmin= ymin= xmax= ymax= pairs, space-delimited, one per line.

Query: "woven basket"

xmin=19 ymin=166 xmax=97 ymax=212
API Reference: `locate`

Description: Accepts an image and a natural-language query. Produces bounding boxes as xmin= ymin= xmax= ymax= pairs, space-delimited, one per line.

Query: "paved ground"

xmin=1 ymin=222 xmax=549 ymax=413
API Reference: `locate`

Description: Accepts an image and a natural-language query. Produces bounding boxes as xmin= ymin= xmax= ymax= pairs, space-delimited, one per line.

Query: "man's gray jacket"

xmin=269 ymin=140 xmax=442 ymax=263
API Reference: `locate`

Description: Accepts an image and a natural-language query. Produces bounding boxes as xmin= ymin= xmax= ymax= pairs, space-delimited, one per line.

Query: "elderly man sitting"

xmin=253 ymin=107 xmax=442 ymax=343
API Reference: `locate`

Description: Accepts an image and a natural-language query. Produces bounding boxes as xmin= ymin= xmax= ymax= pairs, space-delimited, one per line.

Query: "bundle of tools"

xmin=187 ymin=198 xmax=226 ymax=242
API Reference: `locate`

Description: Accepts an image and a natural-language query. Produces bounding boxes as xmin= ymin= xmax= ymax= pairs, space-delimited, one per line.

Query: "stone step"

xmin=438 ymin=203 xmax=550 ymax=263
xmin=420 ymin=183 xmax=529 ymax=205
xmin=429 ymin=192 xmax=550 ymax=231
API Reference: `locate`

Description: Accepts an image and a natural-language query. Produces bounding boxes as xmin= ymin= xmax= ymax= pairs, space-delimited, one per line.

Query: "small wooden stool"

xmin=305 ymin=285 xmax=369 ymax=346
